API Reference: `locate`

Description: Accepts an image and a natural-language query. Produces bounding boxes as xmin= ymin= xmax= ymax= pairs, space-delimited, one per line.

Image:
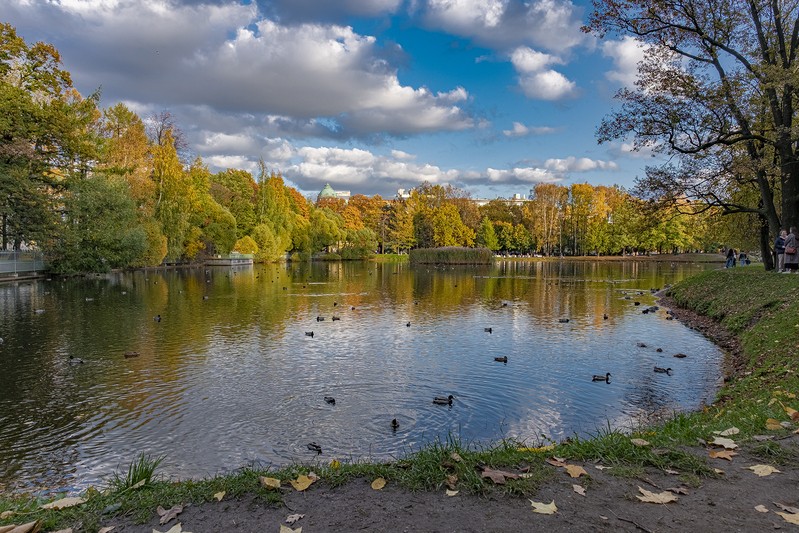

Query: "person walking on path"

xmin=784 ymin=227 xmax=798 ymax=272
xmin=775 ymin=229 xmax=787 ymax=272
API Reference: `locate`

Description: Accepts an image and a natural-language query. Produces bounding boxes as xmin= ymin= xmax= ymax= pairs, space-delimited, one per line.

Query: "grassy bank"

xmin=2 ymin=269 xmax=798 ymax=531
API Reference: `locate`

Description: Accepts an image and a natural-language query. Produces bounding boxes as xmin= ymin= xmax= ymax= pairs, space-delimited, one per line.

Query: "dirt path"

xmin=105 ymin=433 xmax=799 ymax=533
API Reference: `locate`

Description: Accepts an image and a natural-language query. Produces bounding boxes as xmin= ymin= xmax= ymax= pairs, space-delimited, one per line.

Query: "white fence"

xmin=0 ymin=251 xmax=47 ymax=276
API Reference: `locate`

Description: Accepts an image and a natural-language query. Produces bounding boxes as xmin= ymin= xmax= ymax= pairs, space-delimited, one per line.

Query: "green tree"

xmin=476 ymin=216 xmax=499 ymax=251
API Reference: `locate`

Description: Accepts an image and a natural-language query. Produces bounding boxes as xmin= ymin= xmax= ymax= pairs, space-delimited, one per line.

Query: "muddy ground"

xmin=103 ymin=298 xmax=799 ymax=533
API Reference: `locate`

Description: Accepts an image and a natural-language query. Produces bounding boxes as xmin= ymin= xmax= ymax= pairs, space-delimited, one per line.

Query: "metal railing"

xmin=0 ymin=251 xmax=48 ymax=276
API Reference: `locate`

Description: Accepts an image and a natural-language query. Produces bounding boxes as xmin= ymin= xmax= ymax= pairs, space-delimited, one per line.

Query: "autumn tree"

xmin=586 ymin=0 xmax=799 ymax=268
xmin=476 ymin=216 xmax=499 ymax=252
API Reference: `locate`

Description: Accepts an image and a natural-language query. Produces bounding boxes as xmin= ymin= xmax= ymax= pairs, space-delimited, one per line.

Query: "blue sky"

xmin=4 ymin=0 xmax=654 ymax=199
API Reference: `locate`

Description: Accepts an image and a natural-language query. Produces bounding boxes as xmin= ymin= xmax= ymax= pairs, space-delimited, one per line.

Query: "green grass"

xmin=409 ymin=247 xmax=493 ymax=264
xmin=3 ymin=267 xmax=799 ymax=531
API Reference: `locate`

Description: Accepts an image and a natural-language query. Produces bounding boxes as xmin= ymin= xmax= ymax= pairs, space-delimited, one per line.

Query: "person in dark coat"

xmin=784 ymin=227 xmax=798 ymax=272
xmin=725 ymin=247 xmax=736 ymax=268
xmin=775 ymin=229 xmax=787 ymax=272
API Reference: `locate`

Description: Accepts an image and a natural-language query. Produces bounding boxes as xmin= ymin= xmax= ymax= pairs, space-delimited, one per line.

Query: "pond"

xmin=0 ymin=259 xmax=724 ymax=493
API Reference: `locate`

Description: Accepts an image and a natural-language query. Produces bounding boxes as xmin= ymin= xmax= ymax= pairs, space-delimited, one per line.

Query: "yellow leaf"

xmin=289 ymin=475 xmax=315 ymax=492
xmin=754 ymin=505 xmax=769 ymax=513
xmin=41 ymin=497 xmax=86 ymax=510
xmin=572 ymin=484 xmax=586 ymax=496
xmin=329 ymin=459 xmax=341 ymax=470
xmin=279 ymin=526 xmax=302 ymax=533
xmin=371 ymin=477 xmax=386 ymax=490
xmin=748 ymin=465 xmax=781 ymax=477
xmin=711 ymin=437 xmax=738 ymax=449
xmin=445 ymin=489 xmax=459 ymax=497
xmin=259 ymin=476 xmax=281 ymax=490
xmin=529 ymin=500 xmax=558 ymax=514
xmin=213 ymin=491 xmax=225 ymax=501
xmin=777 ymin=512 xmax=799 ymax=525
xmin=517 ymin=445 xmax=554 ymax=453
xmin=785 ymin=406 xmax=799 ymax=421
xmin=635 ymin=486 xmax=678 ymax=504
xmin=564 ymin=465 xmax=588 ymax=478
xmin=766 ymin=418 xmax=782 ymax=430
xmin=709 ymin=449 xmax=738 ymax=461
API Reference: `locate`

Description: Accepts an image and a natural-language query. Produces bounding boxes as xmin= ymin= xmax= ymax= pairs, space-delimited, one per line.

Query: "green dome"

xmin=317 ymin=183 xmax=337 ymax=202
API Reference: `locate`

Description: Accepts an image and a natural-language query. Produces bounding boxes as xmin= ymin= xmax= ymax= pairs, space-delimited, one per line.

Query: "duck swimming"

xmin=433 ymin=395 xmax=454 ymax=405
xmin=391 ymin=418 xmax=399 ymax=430
xmin=307 ymin=442 xmax=322 ymax=454
xmin=494 ymin=356 xmax=508 ymax=363
xmin=592 ymin=372 xmax=611 ymax=382
xmin=484 ymin=327 xmax=493 ymax=333
xmin=324 ymin=396 xmax=336 ymax=404
xmin=305 ymin=331 xmax=314 ymax=337
xmin=654 ymin=366 xmax=673 ymax=374
xmin=123 ymin=351 xmax=140 ymax=358
xmin=153 ymin=315 xmax=161 ymax=322
xmin=69 ymin=355 xmax=84 ymax=364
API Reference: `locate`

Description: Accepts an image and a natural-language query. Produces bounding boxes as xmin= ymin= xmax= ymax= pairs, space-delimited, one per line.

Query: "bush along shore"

xmin=1 ymin=268 xmax=798 ymax=532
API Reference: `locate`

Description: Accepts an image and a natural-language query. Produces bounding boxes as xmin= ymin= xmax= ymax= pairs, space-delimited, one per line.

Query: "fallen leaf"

xmin=371 ymin=477 xmax=386 ymax=490
xmin=0 ymin=522 xmax=40 ymax=533
xmin=329 ymin=459 xmax=340 ymax=469
xmin=766 ymin=418 xmax=783 ymax=430
xmin=774 ymin=502 xmax=799 ymax=514
xmin=747 ymin=465 xmax=781 ymax=477
xmin=445 ymin=474 xmax=458 ymax=489
xmin=713 ymin=427 xmax=740 ymax=436
xmin=213 ymin=491 xmax=225 ymax=501
xmin=636 ymin=486 xmax=678 ymax=504
xmin=755 ymin=505 xmax=769 ymax=513
xmin=709 ymin=449 xmax=738 ymax=461
xmin=599 ymin=515 xmax=608 ymax=520
xmin=594 ymin=465 xmax=608 ymax=471
xmin=630 ymin=438 xmax=650 ymax=446
xmin=0 ymin=511 xmax=14 ymax=519
xmin=564 ymin=464 xmax=588 ymax=478
xmin=450 ymin=452 xmax=463 ymax=462
xmin=777 ymin=512 xmax=799 ymax=525
xmin=710 ymin=437 xmax=738 ymax=449
xmin=572 ymin=484 xmax=586 ymax=496
xmin=279 ymin=526 xmax=301 ymax=533
xmin=285 ymin=514 xmax=304 ymax=525
xmin=41 ymin=497 xmax=86 ymax=510
xmin=785 ymin=406 xmax=799 ymax=421
xmin=50 ymin=529 xmax=72 ymax=533
xmin=259 ymin=476 xmax=281 ymax=490
xmin=517 ymin=445 xmax=554 ymax=453
xmin=780 ymin=421 xmax=793 ymax=429
xmin=529 ymin=500 xmax=557 ymax=514
xmin=445 ymin=489 xmax=459 ymax=497
xmin=98 ymin=528 xmax=116 ymax=533
xmin=666 ymin=487 xmax=689 ymax=495
xmin=290 ymin=475 xmax=316 ymax=491
xmin=153 ymin=524 xmax=190 ymax=533
xmin=518 ymin=473 xmax=537 ymax=479
xmin=714 ymin=468 xmax=725 ymax=475
xmin=546 ymin=458 xmax=567 ymax=468
xmin=664 ymin=469 xmax=680 ymax=475
xmin=480 ymin=467 xmax=519 ymax=484
xmin=157 ymin=505 xmax=183 ymax=525
xmin=131 ymin=479 xmax=146 ymax=490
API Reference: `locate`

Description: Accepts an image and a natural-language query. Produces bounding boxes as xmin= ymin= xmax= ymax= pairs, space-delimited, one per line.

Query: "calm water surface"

xmin=0 ymin=259 xmax=724 ymax=492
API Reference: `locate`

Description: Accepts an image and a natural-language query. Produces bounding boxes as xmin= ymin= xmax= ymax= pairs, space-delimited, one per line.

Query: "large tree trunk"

xmin=759 ymin=212 xmax=774 ymax=270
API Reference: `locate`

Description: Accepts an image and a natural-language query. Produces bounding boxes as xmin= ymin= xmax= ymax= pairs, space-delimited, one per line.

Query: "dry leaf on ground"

xmin=445 ymin=490 xmax=459 ymax=497
xmin=636 ymin=486 xmax=679 ymax=504
xmin=279 ymin=526 xmax=302 ymax=533
xmin=480 ymin=467 xmax=519 ymax=484
xmin=710 ymin=437 xmax=738 ymax=449
xmin=157 ymin=505 xmax=183 ymax=525
xmin=784 ymin=406 xmax=799 ymax=421
xmin=714 ymin=468 xmax=725 ymax=475
xmin=0 ymin=522 xmax=40 ymax=533
xmin=713 ymin=427 xmax=740 ymax=436
xmin=748 ymin=465 xmax=781 ymax=477
xmin=529 ymin=500 xmax=558 ymax=514
xmin=213 ymin=491 xmax=225 ymax=501
xmin=774 ymin=502 xmax=799 ymax=514
xmin=630 ymin=438 xmax=650 ymax=446
xmin=285 ymin=514 xmax=304 ymax=525
xmin=0 ymin=511 xmax=13 ymax=519
xmin=371 ymin=477 xmax=386 ymax=490
xmin=777 ymin=512 xmax=799 ymax=525
xmin=755 ymin=505 xmax=769 ymax=513
xmin=290 ymin=475 xmax=316 ymax=491
xmin=450 ymin=452 xmax=462 ymax=462
xmin=98 ymin=528 xmax=115 ymax=533
xmin=546 ymin=457 xmax=567 ymax=468
xmin=564 ymin=465 xmax=588 ymax=478
xmin=259 ymin=476 xmax=281 ymax=490
xmin=709 ymin=449 xmax=738 ymax=461
xmin=594 ymin=465 xmax=608 ymax=471
xmin=664 ymin=468 xmax=680 ymax=475
xmin=765 ymin=418 xmax=783 ymax=430
xmin=41 ymin=497 xmax=86 ymax=510
xmin=50 ymin=529 xmax=72 ymax=533
xmin=329 ymin=459 xmax=340 ymax=469
xmin=572 ymin=484 xmax=586 ymax=496
xmin=153 ymin=524 xmax=190 ymax=533
xmin=446 ymin=474 xmax=458 ymax=489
